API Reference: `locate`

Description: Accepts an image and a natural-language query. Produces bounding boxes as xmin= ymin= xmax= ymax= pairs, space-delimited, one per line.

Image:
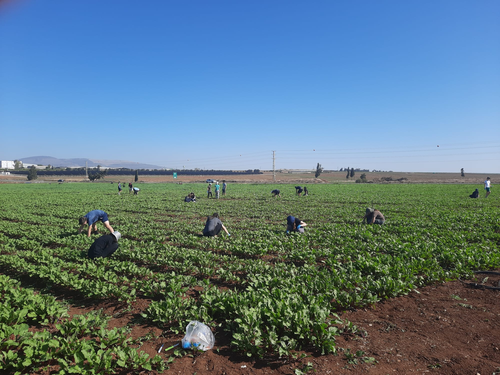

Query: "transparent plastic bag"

xmin=181 ymin=321 xmax=215 ymax=351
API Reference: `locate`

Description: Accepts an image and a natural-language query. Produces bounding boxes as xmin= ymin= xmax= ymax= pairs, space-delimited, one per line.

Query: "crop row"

xmin=1 ymin=182 xmax=499 ymax=360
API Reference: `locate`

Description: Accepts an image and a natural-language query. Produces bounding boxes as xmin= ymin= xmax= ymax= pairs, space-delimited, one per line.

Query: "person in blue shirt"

xmin=78 ymin=210 xmax=115 ymax=237
xmin=215 ymin=182 xmax=220 ymax=199
xmin=222 ymin=180 xmax=227 ymax=196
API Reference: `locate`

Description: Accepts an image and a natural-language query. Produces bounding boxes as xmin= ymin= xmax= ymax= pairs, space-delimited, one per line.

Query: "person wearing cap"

xmin=484 ymin=177 xmax=491 ymax=198
xmin=78 ymin=210 xmax=114 ymax=237
xmin=203 ymin=213 xmax=230 ymax=237
xmin=88 ymin=231 xmax=121 ymax=259
xmin=363 ymin=208 xmax=385 ymax=225
xmin=271 ymin=189 xmax=281 ymax=197
xmin=286 ymin=215 xmax=307 ymax=234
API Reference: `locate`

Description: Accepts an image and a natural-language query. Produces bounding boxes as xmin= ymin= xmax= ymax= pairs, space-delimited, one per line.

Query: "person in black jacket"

xmin=203 ymin=213 xmax=230 ymax=237
xmin=469 ymin=189 xmax=479 ymax=198
xmin=88 ymin=231 xmax=121 ymax=259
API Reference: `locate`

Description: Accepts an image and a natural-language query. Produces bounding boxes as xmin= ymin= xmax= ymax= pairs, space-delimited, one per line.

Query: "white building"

xmin=0 ymin=160 xmax=15 ymax=169
xmin=24 ymin=163 xmax=46 ymax=170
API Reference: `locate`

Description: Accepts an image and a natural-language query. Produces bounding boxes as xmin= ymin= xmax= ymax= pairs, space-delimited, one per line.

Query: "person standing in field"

xmin=118 ymin=182 xmax=122 ymax=195
xmin=207 ymin=183 xmax=213 ymax=198
xmin=222 ymin=180 xmax=227 ymax=196
xmin=484 ymin=177 xmax=491 ymax=198
xmin=363 ymin=208 xmax=385 ymax=225
xmin=202 ymin=213 xmax=230 ymax=237
xmin=79 ymin=210 xmax=115 ymax=237
xmin=215 ymin=182 xmax=220 ymax=199
xmin=88 ymin=231 xmax=121 ymax=259
xmin=271 ymin=189 xmax=281 ymax=197
xmin=286 ymin=215 xmax=307 ymax=234
xmin=128 ymin=182 xmax=133 ymax=194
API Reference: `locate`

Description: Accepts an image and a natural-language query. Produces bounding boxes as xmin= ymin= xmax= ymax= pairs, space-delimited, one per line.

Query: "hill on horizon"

xmin=18 ymin=156 xmax=166 ymax=170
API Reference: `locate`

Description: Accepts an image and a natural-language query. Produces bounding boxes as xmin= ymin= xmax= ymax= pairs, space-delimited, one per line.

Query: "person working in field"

xmin=469 ymin=189 xmax=479 ymax=198
xmin=484 ymin=177 xmax=491 ymax=198
xmin=363 ymin=208 xmax=385 ymax=225
xmin=184 ymin=192 xmax=196 ymax=202
xmin=271 ymin=189 xmax=281 ymax=197
xmin=295 ymin=186 xmax=303 ymax=196
xmin=133 ymin=187 xmax=140 ymax=195
xmin=88 ymin=231 xmax=121 ymax=259
xmin=79 ymin=210 xmax=115 ymax=237
xmin=202 ymin=213 xmax=230 ymax=237
xmin=128 ymin=182 xmax=133 ymax=193
xmin=303 ymin=186 xmax=309 ymax=196
xmin=222 ymin=180 xmax=227 ymax=196
xmin=286 ymin=215 xmax=307 ymax=234
xmin=117 ymin=182 xmax=122 ymax=195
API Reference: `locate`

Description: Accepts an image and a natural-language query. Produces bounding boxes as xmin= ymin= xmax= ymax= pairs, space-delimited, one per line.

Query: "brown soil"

xmin=2 ymin=171 xmax=497 ymax=185
xmin=50 ymin=272 xmax=500 ymax=375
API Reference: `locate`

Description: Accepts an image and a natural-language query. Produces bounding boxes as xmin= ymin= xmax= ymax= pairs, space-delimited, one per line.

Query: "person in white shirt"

xmin=484 ymin=177 xmax=491 ymax=198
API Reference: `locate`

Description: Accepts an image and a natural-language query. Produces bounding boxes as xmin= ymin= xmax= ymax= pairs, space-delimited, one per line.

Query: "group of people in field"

xmin=271 ymin=186 xmax=308 ymax=198
xmin=469 ymin=177 xmax=492 ymax=198
xmin=81 ymin=176 xmax=492 ymax=259
xmin=117 ymin=181 xmax=140 ymax=195
xmin=207 ymin=181 xmax=227 ymax=199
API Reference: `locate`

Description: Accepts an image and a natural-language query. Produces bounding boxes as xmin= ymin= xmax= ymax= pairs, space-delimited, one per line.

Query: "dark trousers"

xmin=89 ymin=243 xmax=119 ymax=259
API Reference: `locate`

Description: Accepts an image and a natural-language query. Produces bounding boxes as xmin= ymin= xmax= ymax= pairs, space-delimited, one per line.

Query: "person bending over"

xmin=271 ymin=189 xmax=281 ymax=197
xmin=364 ymin=208 xmax=385 ymax=225
xmin=88 ymin=231 xmax=121 ymax=259
xmin=286 ymin=215 xmax=307 ymax=234
xmin=79 ymin=210 xmax=114 ymax=237
xmin=203 ymin=213 xmax=230 ymax=237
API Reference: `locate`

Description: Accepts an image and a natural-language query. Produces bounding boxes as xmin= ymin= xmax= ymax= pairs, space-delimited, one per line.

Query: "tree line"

xmin=11 ymin=168 xmax=263 ymax=178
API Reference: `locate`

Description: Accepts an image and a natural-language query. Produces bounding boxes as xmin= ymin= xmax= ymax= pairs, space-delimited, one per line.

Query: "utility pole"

xmin=272 ymin=151 xmax=276 ymax=182
xmin=85 ymin=161 xmax=88 ymax=180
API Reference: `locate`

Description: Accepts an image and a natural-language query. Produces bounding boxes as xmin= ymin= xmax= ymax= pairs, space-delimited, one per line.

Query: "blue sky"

xmin=1 ymin=0 xmax=499 ymax=172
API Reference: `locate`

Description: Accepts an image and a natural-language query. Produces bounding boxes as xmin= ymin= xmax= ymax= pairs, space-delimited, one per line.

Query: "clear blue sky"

xmin=1 ymin=0 xmax=499 ymax=172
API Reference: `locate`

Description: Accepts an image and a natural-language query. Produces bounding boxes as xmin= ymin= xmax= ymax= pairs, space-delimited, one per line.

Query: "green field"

xmin=1 ymin=183 xmax=499 ymax=373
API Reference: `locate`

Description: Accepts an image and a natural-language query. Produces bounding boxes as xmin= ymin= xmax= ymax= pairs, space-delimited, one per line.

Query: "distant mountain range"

xmin=19 ymin=156 xmax=166 ymax=170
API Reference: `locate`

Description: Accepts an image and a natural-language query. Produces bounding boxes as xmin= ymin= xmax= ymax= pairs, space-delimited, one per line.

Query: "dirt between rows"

xmin=48 ymin=272 xmax=500 ymax=375
xmin=2 ymin=171 xmax=497 ymax=185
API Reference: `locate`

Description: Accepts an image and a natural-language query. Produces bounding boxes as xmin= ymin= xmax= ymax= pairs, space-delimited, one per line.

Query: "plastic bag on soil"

xmin=181 ymin=321 xmax=215 ymax=351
